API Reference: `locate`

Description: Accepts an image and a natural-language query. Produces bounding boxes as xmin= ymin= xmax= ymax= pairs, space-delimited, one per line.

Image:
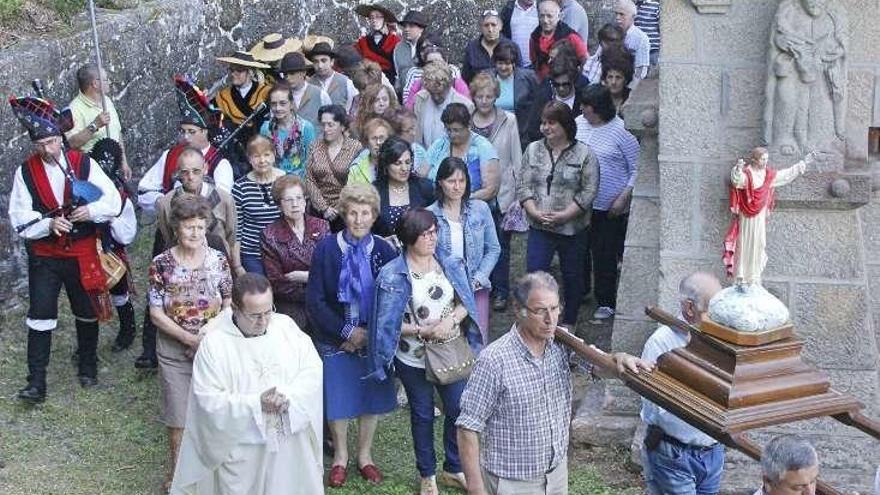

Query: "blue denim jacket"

xmin=366 ymin=251 xmax=483 ymax=382
xmin=427 ymin=199 xmax=501 ymax=289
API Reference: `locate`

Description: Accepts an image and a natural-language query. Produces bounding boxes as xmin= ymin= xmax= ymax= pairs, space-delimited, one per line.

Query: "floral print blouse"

xmin=148 ymin=247 xmax=233 ymax=334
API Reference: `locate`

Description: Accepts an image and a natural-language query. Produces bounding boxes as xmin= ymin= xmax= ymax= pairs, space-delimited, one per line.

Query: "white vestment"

xmin=170 ymin=308 xmax=324 ymax=495
xmin=729 ymin=162 xmax=804 ymax=284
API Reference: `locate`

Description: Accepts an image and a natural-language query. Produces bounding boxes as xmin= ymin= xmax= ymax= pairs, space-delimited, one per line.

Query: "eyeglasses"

xmin=551 ymin=79 xmax=572 ymax=89
xmin=280 ymin=196 xmax=305 ymax=205
xmin=525 ymin=304 xmax=563 ymax=320
xmin=419 ymin=227 xmax=438 ymax=239
xmin=177 ymin=168 xmax=203 ymax=177
xmin=240 ymin=304 xmax=276 ymax=322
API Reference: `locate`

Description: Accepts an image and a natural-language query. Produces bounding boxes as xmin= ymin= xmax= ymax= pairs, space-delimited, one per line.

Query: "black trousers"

xmin=25 ymin=254 xmax=101 ymax=388
xmin=590 ymin=210 xmax=628 ymax=309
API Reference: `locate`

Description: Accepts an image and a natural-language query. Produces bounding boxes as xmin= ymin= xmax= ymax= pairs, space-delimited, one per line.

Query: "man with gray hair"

xmin=641 ymin=272 xmax=725 ymax=495
xmin=457 ymin=271 xmax=652 ymax=494
xmin=614 ymin=0 xmax=650 ymax=85
xmin=755 ymin=434 xmax=819 ymax=495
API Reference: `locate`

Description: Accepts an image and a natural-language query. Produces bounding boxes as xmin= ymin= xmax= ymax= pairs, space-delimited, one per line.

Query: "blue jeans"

xmin=525 ymin=227 xmax=587 ymax=325
xmin=240 ymin=253 xmax=266 ymax=276
xmin=490 ymin=228 xmax=512 ymax=300
xmin=645 ymin=440 xmax=724 ymax=495
xmin=395 ymin=359 xmax=466 ymax=477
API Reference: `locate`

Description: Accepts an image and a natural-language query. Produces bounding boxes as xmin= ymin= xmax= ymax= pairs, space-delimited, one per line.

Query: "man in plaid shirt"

xmin=456 ymin=271 xmax=652 ymax=494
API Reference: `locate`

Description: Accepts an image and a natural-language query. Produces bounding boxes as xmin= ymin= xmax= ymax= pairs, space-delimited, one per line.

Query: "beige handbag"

xmin=96 ymin=239 xmax=127 ymax=289
xmin=409 ymin=300 xmax=475 ymax=385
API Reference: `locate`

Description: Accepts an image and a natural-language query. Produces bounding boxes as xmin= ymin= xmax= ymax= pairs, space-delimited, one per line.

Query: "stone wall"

xmin=603 ymin=0 xmax=880 ymax=492
xmin=3 ymin=0 xmax=595 ymax=305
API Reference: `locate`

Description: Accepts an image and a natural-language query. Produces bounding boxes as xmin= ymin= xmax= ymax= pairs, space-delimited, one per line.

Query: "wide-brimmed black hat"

xmin=278 ymin=52 xmax=312 ymax=74
xmin=399 ymin=10 xmax=428 ymax=28
xmin=215 ymin=51 xmax=271 ymax=69
xmin=354 ymin=1 xmax=399 ymax=24
xmin=303 ymin=35 xmax=337 ymax=59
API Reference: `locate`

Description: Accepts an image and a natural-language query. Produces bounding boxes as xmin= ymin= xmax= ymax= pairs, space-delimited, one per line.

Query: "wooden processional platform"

xmin=555 ymin=308 xmax=880 ymax=495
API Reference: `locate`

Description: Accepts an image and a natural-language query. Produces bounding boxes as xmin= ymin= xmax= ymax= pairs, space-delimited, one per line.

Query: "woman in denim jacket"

xmin=367 ymin=208 xmax=482 ymax=495
xmin=427 ymin=157 xmax=500 ymax=344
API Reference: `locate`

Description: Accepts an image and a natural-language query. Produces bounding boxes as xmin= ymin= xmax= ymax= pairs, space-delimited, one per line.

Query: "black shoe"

xmin=134 ymin=354 xmax=158 ymax=369
xmin=492 ymin=296 xmax=508 ymax=311
xmin=78 ymin=376 xmax=99 ymax=388
xmin=110 ymin=341 xmax=130 ymax=353
xmin=17 ymin=385 xmax=46 ymax=403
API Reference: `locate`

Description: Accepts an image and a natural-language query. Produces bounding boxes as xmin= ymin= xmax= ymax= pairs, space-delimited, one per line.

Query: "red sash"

xmin=26 ymin=152 xmax=111 ymax=319
xmin=723 ymin=167 xmax=777 ymax=278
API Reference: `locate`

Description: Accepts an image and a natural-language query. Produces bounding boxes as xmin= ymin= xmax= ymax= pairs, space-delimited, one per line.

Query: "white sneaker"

xmin=592 ymin=306 xmax=615 ymax=320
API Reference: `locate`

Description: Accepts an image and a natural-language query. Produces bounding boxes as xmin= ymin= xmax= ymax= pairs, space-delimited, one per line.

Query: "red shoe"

xmin=328 ymin=465 xmax=347 ymax=488
xmin=359 ymin=464 xmax=383 ymax=483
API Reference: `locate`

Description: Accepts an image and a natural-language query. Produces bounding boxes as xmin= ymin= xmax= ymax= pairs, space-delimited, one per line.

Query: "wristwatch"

xmin=87 ymin=122 xmax=99 ymax=133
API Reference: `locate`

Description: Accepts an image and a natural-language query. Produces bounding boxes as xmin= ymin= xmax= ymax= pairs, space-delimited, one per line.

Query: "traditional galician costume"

xmin=354 ymin=1 xmax=401 ymax=85
xmin=90 ymin=139 xmax=138 ymax=352
xmin=214 ymin=50 xmax=272 ymax=155
xmin=135 ymin=76 xmax=231 ymax=369
xmin=7 ymin=96 xmax=121 ymax=402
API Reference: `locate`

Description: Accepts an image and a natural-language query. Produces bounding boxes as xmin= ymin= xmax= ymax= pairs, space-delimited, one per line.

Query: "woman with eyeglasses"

xmin=348 ymin=116 xmax=394 ymax=185
xmin=425 ymin=103 xmax=500 ymax=204
xmin=306 ymin=183 xmax=398 ymax=488
xmin=259 ymin=82 xmax=317 ymax=177
xmin=372 ymin=136 xmax=435 ymax=239
xmin=516 ymin=100 xmax=598 ymax=327
xmin=232 ymin=134 xmax=285 ymax=275
xmin=304 ymin=105 xmax=363 ymax=232
xmin=148 ymin=193 xmax=233 ymax=491
xmin=368 ymin=207 xmax=482 ymax=495
xmin=260 ymin=175 xmax=330 ymax=333
xmin=427 ymin=157 xmax=499 ymax=343
xmin=402 ymin=34 xmax=471 ymax=108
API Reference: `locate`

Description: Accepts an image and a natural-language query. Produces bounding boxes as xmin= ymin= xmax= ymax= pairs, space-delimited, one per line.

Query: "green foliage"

xmin=48 ymin=0 xmax=85 ymax=20
xmin=0 ymin=0 xmax=24 ymax=22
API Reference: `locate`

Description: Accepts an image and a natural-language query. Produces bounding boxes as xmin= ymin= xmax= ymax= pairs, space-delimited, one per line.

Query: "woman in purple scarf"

xmin=306 ymin=182 xmax=397 ymax=488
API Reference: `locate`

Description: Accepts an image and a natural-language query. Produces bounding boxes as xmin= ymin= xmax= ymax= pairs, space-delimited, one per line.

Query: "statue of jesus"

xmin=723 ymin=147 xmax=814 ymax=286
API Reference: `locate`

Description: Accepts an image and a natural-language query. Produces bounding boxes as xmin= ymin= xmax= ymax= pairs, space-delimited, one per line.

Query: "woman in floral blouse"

xmin=261 ymin=174 xmax=330 ymax=333
xmin=148 ymin=193 xmax=233 ymax=490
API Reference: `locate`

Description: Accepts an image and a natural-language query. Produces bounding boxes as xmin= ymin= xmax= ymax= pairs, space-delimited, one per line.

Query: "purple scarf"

xmin=337 ymin=231 xmax=375 ymax=325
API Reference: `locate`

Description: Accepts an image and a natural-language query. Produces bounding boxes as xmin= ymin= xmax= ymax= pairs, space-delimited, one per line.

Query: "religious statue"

xmin=763 ymin=0 xmax=847 ymax=157
xmin=723 ymin=147 xmax=815 ymax=287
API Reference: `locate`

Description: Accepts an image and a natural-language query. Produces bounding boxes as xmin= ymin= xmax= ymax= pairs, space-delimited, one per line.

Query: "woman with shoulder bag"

xmin=368 ymin=208 xmax=483 ymax=495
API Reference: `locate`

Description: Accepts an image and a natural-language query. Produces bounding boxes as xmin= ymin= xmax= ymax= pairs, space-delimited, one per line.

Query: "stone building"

xmin=578 ymin=0 xmax=880 ymax=492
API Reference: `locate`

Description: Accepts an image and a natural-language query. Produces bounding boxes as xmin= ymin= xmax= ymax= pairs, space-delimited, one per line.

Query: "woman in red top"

xmin=355 ymin=2 xmax=401 ymax=85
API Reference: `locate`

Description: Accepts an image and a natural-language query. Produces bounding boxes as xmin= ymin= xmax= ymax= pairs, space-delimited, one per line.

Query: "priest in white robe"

xmin=170 ymin=273 xmax=323 ymax=495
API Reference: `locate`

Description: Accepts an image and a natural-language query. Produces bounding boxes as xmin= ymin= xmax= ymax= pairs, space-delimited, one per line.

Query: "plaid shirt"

xmin=456 ymin=326 xmax=572 ymax=480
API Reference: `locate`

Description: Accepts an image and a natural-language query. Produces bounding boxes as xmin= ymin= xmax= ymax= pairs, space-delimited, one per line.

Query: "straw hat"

xmin=354 ymin=1 xmax=399 ymax=24
xmin=215 ymin=51 xmax=271 ymax=69
xmin=249 ymin=34 xmax=303 ymax=63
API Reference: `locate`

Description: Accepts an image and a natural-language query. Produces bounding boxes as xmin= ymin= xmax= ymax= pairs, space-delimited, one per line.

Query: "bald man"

xmin=640 ymin=272 xmax=725 ymax=495
xmin=614 ymin=0 xmax=650 ymax=85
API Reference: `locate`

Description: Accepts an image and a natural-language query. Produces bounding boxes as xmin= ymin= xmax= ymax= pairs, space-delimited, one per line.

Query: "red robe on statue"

xmin=723 ymin=167 xmax=777 ymax=279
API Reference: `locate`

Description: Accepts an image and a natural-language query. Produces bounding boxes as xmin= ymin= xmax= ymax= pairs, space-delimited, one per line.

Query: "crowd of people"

xmin=17 ymin=1 xmax=860 ymax=494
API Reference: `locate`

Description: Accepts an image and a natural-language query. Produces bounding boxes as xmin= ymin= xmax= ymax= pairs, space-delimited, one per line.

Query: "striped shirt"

xmin=456 ymin=326 xmax=572 ymax=480
xmin=510 ymin=1 xmax=539 ymax=68
xmin=635 ymin=1 xmax=661 ymax=54
xmin=575 ymin=115 xmax=639 ymax=211
xmin=232 ymin=175 xmax=281 ymax=256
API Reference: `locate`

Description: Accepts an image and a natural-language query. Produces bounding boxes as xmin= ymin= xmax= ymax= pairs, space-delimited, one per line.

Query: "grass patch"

xmin=0 ymin=223 xmax=638 ymax=494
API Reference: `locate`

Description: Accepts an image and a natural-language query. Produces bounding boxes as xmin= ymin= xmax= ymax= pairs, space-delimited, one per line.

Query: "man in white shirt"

xmin=614 ymin=0 xmax=650 ymax=86
xmin=170 ymin=273 xmax=323 ymax=495
xmin=641 ymin=272 xmax=725 ymax=495
xmin=306 ymin=38 xmax=359 ymax=113
xmin=501 ymin=0 xmax=539 ymax=68
xmin=8 ymin=96 xmax=121 ymax=402
xmin=135 ymin=75 xmax=233 ymax=370
xmin=393 ymin=10 xmax=428 ymax=95
xmin=278 ymin=52 xmax=332 ymax=127
xmin=754 ymin=435 xmax=819 ymax=495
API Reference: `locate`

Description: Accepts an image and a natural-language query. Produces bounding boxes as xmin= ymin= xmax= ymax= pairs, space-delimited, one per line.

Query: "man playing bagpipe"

xmin=134 ymin=75 xmax=233 ymax=369
xmin=7 ymin=96 xmax=121 ymax=403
